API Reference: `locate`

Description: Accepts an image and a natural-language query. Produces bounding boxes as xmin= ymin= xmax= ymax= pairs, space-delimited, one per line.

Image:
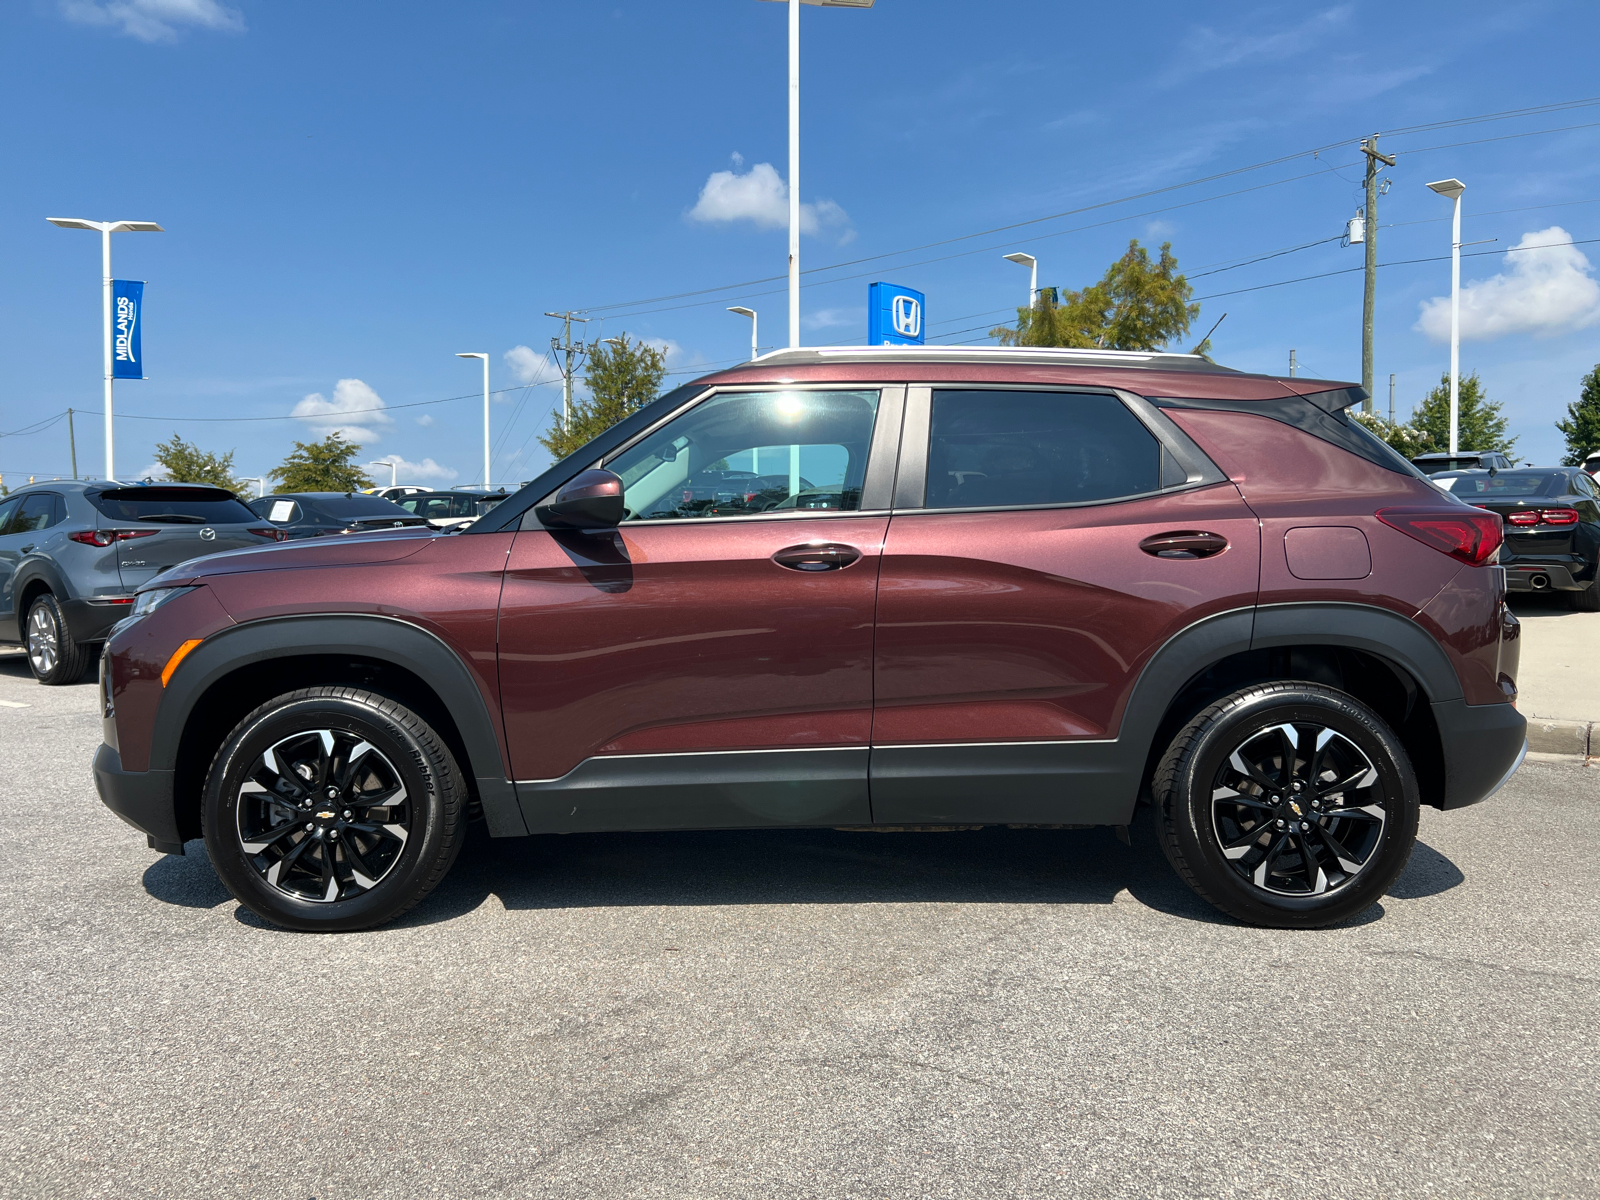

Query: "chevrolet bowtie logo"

xmin=1289 ymin=801 xmax=1303 ymax=816
xmin=316 ymin=811 xmax=336 ymax=820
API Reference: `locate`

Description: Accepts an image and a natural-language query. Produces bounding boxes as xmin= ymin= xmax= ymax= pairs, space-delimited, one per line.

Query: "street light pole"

xmin=457 ymin=352 xmax=490 ymax=486
xmin=758 ymin=0 xmax=875 ymax=348
xmin=1427 ymin=179 xmax=1466 ymax=455
xmin=46 ymin=217 xmax=163 ymax=481
xmin=1003 ymin=252 xmax=1037 ymax=308
xmin=728 ymin=307 xmax=758 ymax=360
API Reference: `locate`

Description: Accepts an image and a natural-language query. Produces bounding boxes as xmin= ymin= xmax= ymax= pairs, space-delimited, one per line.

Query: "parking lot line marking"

xmin=0 ymin=699 xmax=31 ymax=708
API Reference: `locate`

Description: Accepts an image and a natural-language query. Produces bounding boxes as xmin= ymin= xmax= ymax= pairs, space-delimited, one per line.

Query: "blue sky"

xmin=3 ymin=0 xmax=1599 ymax=490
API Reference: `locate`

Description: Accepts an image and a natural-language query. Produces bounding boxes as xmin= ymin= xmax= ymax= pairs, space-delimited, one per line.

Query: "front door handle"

xmin=1139 ymin=530 xmax=1229 ymax=559
xmin=19 ymin=544 xmax=34 ymax=554
xmin=772 ymin=542 xmax=863 ymax=572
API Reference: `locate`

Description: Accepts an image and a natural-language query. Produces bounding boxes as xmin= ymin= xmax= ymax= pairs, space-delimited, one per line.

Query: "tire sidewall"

xmin=203 ymin=692 xmax=453 ymax=932
xmin=1167 ymin=688 xmax=1420 ymax=926
xmin=26 ymin=595 xmax=75 ymax=685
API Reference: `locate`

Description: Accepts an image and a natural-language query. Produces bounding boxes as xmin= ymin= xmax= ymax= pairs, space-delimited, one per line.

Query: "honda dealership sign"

xmin=111 ymin=279 xmax=144 ymax=379
xmin=867 ymin=282 xmax=925 ymax=346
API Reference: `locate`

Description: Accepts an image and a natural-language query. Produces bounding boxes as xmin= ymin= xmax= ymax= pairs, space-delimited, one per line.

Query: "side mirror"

xmin=536 ymin=469 xmax=626 ymax=530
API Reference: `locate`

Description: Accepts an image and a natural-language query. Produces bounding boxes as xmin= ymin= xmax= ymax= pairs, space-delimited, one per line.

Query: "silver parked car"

xmin=0 ymin=481 xmax=282 ymax=684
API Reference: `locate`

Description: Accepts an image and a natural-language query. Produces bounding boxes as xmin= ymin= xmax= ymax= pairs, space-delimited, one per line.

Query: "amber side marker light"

xmin=160 ymin=639 xmax=204 ymax=688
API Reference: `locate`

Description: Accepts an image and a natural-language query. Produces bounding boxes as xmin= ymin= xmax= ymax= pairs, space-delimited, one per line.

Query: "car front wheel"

xmin=203 ymin=687 xmax=466 ymax=932
xmin=1153 ymin=682 xmax=1419 ymax=928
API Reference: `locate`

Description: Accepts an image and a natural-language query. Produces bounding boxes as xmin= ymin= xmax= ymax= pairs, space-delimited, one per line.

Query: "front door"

xmin=871 ymin=386 xmax=1260 ymax=824
xmin=499 ymin=385 xmax=902 ymax=833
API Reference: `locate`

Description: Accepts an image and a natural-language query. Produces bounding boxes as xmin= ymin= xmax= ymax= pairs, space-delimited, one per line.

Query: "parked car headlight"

xmin=131 ymin=585 xmax=199 ymax=619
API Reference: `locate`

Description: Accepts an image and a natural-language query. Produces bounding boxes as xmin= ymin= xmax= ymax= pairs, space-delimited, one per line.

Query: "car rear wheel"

xmin=1153 ymin=682 xmax=1419 ymax=929
xmin=202 ymin=687 xmax=466 ymax=932
xmin=26 ymin=594 xmax=93 ymax=685
xmin=1570 ymin=580 xmax=1600 ymax=612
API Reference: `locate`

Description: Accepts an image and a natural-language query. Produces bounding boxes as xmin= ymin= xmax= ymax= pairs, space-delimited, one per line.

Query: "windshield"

xmin=92 ymin=487 xmax=258 ymax=525
xmin=1437 ymin=472 xmax=1562 ymax=498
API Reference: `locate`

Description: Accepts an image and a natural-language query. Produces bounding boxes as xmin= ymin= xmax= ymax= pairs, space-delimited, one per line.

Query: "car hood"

xmin=147 ymin=526 xmax=438 ymax=586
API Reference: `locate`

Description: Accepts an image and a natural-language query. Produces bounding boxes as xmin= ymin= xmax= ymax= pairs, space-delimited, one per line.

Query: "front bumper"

xmin=92 ymin=742 xmax=183 ymax=854
xmin=1431 ymin=698 xmax=1528 ymax=809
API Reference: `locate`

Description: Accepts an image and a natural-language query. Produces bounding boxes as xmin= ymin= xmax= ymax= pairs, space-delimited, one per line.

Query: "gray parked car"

xmin=0 ymin=481 xmax=282 ymax=684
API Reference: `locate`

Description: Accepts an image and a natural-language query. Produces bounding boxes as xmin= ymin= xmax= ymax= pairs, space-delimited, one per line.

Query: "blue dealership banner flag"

xmin=111 ymin=279 xmax=144 ymax=379
xmin=867 ymin=282 xmax=925 ymax=346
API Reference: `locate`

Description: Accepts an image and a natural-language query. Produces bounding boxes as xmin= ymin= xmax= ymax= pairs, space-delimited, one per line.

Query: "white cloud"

xmin=135 ymin=462 xmax=167 ymax=481
xmin=415 ymin=413 xmax=435 ymax=427
xmin=802 ymin=307 xmax=863 ymax=331
xmin=1416 ymin=226 xmax=1600 ymax=343
xmin=60 ymin=0 xmax=245 ymax=42
xmin=367 ymin=455 xmax=457 ymax=484
xmin=638 ymin=336 xmax=686 ymax=366
xmin=1163 ymin=6 xmax=1351 ymax=83
xmin=688 ymin=159 xmax=852 ymax=242
xmin=291 ymin=378 xmax=394 ymax=444
xmin=504 ymin=344 xmax=561 ymax=386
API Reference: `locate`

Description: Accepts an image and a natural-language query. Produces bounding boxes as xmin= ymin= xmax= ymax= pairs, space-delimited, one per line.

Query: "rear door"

xmin=90 ymin=486 xmax=267 ymax=591
xmin=0 ymin=495 xmax=29 ymax=638
xmin=871 ymin=385 xmax=1260 ymax=825
xmin=499 ymin=384 xmax=902 ymax=832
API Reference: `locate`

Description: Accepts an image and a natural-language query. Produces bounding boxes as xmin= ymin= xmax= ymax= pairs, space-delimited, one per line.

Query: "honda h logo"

xmin=891 ymin=294 xmax=922 ymax=339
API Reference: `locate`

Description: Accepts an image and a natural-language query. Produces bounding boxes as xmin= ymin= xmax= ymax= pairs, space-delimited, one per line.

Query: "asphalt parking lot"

xmin=1 ymin=650 xmax=1596 ymax=1200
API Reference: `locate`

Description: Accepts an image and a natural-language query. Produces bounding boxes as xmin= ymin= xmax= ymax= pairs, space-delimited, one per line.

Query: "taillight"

xmin=1541 ymin=507 xmax=1580 ymax=526
xmin=1377 ymin=508 xmax=1503 ymax=567
xmin=68 ymin=528 xmax=159 ymax=547
xmin=1504 ymin=510 xmax=1541 ymax=526
xmin=248 ymin=526 xmax=288 ymax=541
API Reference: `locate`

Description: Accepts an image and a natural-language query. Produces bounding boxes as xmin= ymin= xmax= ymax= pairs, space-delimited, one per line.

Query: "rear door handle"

xmin=19 ymin=545 xmax=34 ymax=554
xmin=772 ymin=542 xmax=863 ymax=572
xmin=1139 ymin=531 xmax=1229 ymax=559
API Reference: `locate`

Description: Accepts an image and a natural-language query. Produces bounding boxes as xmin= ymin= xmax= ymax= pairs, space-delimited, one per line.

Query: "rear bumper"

xmin=1431 ymin=698 xmax=1527 ymax=810
xmin=1503 ymin=558 xmax=1593 ymax=591
xmin=61 ymin=597 xmax=134 ymax=644
xmin=92 ymin=742 xmax=183 ymax=854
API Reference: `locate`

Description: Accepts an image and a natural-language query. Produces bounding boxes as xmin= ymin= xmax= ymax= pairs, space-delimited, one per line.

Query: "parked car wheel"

xmin=202 ymin=687 xmax=466 ymax=932
xmin=25 ymin=593 xmax=93 ymax=685
xmin=1154 ymin=683 xmax=1419 ymax=928
xmin=1570 ymin=580 xmax=1600 ymax=612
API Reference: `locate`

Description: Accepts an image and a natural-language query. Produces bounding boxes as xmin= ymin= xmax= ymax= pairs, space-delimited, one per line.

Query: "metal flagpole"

xmin=788 ymin=0 xmax=800 ymax=348
xmin=102 ymin=225 xmax=113 ymax=481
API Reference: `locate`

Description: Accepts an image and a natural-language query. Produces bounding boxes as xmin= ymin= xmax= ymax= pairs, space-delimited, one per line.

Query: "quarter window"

xmin=925 ymin=390 xmax=1160 ymax=509
xmin=607 ymin=390 xmax=880 ymax=521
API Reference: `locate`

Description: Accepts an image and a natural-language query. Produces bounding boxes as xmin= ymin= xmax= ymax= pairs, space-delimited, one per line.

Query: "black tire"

xmin=1570 ymin=580 xmax=1600 ymax=612
xmin=25 ymin=593 xmax=93 ymax=685
xmin=202 ymin=687 xmax=466 ymax=932
xmin=1153 ymin=682 xmax=1420 ymax=929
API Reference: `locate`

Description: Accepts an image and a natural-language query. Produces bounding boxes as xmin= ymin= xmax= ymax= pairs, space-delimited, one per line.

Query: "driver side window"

xmin=606 ymin=389 xmax=880 ymax=521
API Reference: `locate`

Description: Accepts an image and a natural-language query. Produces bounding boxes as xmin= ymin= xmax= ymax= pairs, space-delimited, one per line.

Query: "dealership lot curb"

xmin=1524 ymin=715 xmax=1595 ymax=761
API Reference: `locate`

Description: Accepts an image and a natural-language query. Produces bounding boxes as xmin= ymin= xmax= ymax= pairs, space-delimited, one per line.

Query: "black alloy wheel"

xmin=203 ymin=687 xmax=465 ymax=931
xmin=26 ymin=594 xmax=92 ymax=685
xmin=1154 ymin=682 xmax=1420 ymax=928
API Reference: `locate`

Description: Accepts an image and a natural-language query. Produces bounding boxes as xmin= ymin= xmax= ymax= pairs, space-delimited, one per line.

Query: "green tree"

xmin=152 ymin=432 xmax=243 ymax=492
xmin=993 ymin=240 xmax=1199 ymax=351
xmin=1555 ymin=363 xmax=1600 ymax=466
xmin=268 ymin=432 xmax=373 ymax=493
xmin=1351 ymin=411 xmax=1430 ymax=456
xmin=539 ymin=334 xmax=667 ymax=460
xmin=1407 ymin=371 xmax=1516 ymax=457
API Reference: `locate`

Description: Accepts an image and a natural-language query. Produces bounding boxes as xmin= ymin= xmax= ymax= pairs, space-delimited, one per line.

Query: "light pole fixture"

xmin=728 ymin=306 xmax=759 ymax=360
xmin=46 ymin=217 xmax=164 ymax=481
xmin=1426 ymin=178 xmax=1466 ymax=455
xmin=457 ymin=352 xmax=490 ymax=487
xmin=758 ymin=0 xmax=876 ymax=349
xmin=237 ymin=476 xmax=267 ymax=498
xmin=1003 ymin=252 xmax=1037 ymax=308
xmin=365 ymin=460 xmax=400 ymax=489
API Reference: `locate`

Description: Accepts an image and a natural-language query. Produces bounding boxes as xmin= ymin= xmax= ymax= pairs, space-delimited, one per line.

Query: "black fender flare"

xmin=1113 ymin=601 xmax=1462 ymax=792
xmin=152 ymin=613 xmax=526 ymax=836
xmin=7 ymin=558 xmax=74 ymax=642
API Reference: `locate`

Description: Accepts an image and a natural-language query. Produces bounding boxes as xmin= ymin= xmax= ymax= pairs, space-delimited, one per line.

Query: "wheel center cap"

xmin=1288 ymin=800 xmax=1303 ymax=817
xmin=315 ymin=811 xmax=336 ymax=821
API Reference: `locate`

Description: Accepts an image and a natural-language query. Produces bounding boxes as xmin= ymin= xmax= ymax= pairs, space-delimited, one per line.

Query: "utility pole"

xmin=544 ymin=311 xmax=591 ymax=431
xmin=1360 ymin=135 xmax=1396 ymax=412
xmin=1289 ymin=349 xmax=1297 ymax=378
xmin=1389 ymin=373 xmax=1396 ymax=425
xmin=68 ymin=408 xmax=78 ymax=479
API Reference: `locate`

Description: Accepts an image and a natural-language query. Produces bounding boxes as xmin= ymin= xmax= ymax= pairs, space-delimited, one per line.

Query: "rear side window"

xmin=1443 ymin=472 xmax=1561 ymax=498
xmin=93 ymin=486 xmax=257 ymax=525
xmin=0 ymin=496 xmax=19 ymax=535
xmin=926 ymin=390 xmax=1160 ymax=509
xmin=12 ymin=493 xmax=62 ymax=533
xmin=250 ymin=498 xmax=302 ymax=523
xmin=310 ymin=496 xmax=414 ymax=519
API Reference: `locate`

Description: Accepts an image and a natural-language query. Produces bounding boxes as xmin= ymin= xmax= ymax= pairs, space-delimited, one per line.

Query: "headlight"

xmin=131 ymin=585 xmax=199 ymax=619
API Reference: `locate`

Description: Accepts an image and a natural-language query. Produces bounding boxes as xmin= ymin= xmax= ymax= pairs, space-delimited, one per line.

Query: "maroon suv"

xmin=93 ymin=347 xmax=1526 ymax=932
